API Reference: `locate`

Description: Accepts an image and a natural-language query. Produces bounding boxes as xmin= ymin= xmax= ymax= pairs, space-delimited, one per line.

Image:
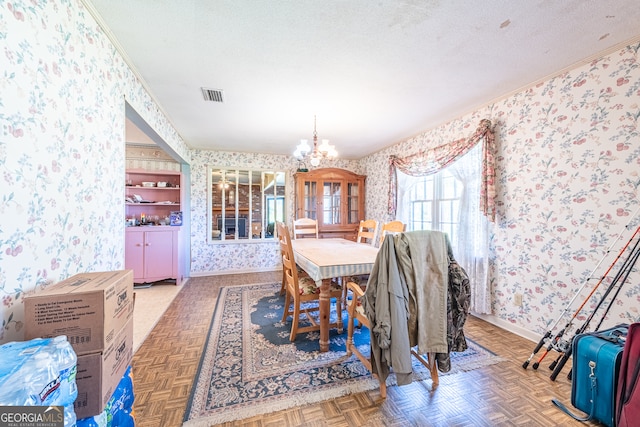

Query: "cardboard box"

xmin=24 ymin=270 xmax=134 ymax=355
xmin=73 ymin=318 xmax=133 ymax=419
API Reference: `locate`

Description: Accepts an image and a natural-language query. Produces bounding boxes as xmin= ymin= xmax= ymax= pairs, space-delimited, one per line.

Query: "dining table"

xmin=290 ymin=238 xmax=379 ymax=352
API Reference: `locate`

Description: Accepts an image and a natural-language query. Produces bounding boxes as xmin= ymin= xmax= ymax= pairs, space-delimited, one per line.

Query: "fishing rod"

xmin=592 ymin=260 xmax=638 ymax=335
xmin=522 ymin=208 xmax=640 ymax=370
xmin=549 ymin=239 xmax=640 ymax=379
xmin=549 ymin=235 xmax=640 ymax=381
xmin=523 ymin=221 xmax=640 ymax=370
xmin=544 ymin=228 xmax=640 ymax=372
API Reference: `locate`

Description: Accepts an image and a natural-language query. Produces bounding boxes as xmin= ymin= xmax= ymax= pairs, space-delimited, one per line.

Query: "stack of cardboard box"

xmin=24 ymin=270 xmax=134 ymax=420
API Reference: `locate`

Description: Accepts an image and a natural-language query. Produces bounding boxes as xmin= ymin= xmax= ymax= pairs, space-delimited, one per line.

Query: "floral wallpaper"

xmin=361 ymin=43 xmax=640 ymax=337
xmin=0 ymin=0 xmax=188 ymax=344
xmin=1 ymin=0 xmax=639 ymax=346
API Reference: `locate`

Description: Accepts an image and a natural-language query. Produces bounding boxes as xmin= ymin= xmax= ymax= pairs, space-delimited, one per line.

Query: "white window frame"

xmin=398 ymin=168 xmax=463 ymax=251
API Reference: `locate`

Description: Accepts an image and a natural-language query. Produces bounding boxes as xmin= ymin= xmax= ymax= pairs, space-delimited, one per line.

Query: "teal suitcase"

xmin=553 ymin=324 xmax=628 ymax=427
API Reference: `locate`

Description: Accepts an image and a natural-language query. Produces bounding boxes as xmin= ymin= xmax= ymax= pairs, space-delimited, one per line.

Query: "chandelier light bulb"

xmin=294 ymin=139 xmax=311 ymax=159
xmin=318 ymin=139 xmax=331 ymax=154
xmin=299 ymin=139 xmax=310 ymax=153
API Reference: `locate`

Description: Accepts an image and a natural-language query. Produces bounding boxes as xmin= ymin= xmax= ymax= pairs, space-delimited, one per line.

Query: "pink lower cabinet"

xmin=125 ymin=227 xmax=179 ymax=284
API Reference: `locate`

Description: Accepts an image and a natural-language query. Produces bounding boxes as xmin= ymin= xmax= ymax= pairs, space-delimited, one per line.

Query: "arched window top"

xmin=389 ymin=119 xmax=496 ymax=222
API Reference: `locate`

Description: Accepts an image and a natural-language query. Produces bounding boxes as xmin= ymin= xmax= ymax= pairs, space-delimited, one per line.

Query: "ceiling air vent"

xmin=201 ymin=87 xmax=224 ymax=103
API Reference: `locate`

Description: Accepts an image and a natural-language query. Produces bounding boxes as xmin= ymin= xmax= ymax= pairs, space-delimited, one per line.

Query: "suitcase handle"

xmin=591 ymin=326 xmax=627 ymax=345
xmin=552 ymin=361 xmax=598 ymax=422
xmin=598 ymin=334 xmax=626 ymax=345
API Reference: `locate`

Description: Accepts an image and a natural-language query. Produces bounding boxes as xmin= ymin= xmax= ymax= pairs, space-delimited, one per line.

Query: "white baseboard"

xmin=472 ymin=312 xmax=542 ymax=344
xmin=190 ymin=267 xmax=281 ymax=277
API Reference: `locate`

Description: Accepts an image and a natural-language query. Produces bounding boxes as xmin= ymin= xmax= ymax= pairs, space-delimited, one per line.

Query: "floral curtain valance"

xmin=388 ymin=119 xmax=496 ymax=222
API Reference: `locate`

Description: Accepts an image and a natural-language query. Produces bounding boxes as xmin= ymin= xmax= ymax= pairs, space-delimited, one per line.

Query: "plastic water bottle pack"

xmin=77 ymin=365 xmax=135 ymax=427
xmin=0 ymin=335 xmax=78 ymax=426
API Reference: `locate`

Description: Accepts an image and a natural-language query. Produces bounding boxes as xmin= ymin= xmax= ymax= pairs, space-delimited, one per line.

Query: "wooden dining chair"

xmin=345 ymin=278 xmax=439 ymax=398
xmin=346 ymin=281 xmax=388 ymax=397
xmin=277 ymin=221 xmax=343 ymax=341
xmin=356 ymin=219 xmax=378 ymax=245
xmin=342 ymin=219 xmax=379 ymax=302
xmin=378 ymin=220 xmax=406 ymax=247
xmin=278 ymin=222 xmax=310 ymax=296
xmin=293 ymin=217 xmax=318 ymax=239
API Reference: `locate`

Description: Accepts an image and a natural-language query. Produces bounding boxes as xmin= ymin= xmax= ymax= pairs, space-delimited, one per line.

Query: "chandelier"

xmin=293 ymin=115 xmax=337 ymax=167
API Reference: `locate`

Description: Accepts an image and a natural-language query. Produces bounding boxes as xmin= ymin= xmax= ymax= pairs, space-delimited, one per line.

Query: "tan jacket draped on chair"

xmin=396 ymin=230 xmax=449 ymax=355
xmin=362 ymin=230 xmax=470 ymax=386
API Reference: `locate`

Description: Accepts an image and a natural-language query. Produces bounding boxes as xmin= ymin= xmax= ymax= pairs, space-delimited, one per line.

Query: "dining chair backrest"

xmin=378 ymin=220 xmax=406 ymax=247
xmin=276 ymin=221 xmax=298 ymax=285
xmin=293 ymin=217 xmax=318 ymax=239
xmin=356 ymin=219 xmax=379 ymax=245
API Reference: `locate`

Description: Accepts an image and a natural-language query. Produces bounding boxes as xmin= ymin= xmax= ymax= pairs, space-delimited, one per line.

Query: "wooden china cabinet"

xmin=294 ymin=168 xmax=366 ymax=240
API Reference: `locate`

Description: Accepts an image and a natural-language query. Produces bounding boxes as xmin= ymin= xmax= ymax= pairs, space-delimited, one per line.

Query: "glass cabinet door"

xmin=302 ymin=180 xmax=317 ymax=220
xmin=322 ymin=181 xmax=341 ymax=225
xmin=347 ymin=182 xmax=360 ymax=224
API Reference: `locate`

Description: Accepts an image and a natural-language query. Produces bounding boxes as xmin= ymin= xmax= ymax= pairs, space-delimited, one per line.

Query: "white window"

xmin=404 ymin=168 xmax=463 ymax=248
xmin=396 ymin=142 xmax=490 ymax=314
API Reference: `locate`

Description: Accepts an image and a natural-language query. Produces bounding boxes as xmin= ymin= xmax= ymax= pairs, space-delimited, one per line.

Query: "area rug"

xmin=183 ymin=282 xmax=505 ymax=426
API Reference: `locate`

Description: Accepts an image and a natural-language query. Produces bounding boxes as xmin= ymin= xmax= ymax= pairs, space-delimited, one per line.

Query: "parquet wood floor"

xmin=131 ymin=273 xmax=604 ymax=426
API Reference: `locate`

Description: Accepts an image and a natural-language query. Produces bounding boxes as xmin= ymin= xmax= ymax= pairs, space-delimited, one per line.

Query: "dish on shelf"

xmin=157 ymin=182 xmax=168 ymax=187
xmin=125 ymin=194 xmax=154 ymax=203
xmin=141 ymin=182 xmax=156 ymax=187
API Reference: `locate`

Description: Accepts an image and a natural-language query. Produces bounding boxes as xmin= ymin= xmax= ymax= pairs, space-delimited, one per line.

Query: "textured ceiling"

xmin=86 ymin=0 xmax=640 ymax=159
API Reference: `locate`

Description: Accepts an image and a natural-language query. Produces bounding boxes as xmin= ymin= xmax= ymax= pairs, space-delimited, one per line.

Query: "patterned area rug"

xmin=183 ymin=282 xmax=504 ymax=426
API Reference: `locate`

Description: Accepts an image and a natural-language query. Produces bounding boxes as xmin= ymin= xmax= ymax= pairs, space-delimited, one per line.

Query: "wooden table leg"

xmin=318 ymin=278 xmax=330 ymax=352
